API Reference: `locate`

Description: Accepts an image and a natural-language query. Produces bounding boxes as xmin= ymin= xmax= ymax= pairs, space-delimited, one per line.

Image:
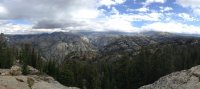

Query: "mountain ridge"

xmin=6 ymin=31 xmax=200 ymax=61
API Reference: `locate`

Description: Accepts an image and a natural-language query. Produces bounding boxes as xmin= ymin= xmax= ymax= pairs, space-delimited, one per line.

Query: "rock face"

xmin=139 ymin=65 xmax=200 ymax=89
xmin=8 ymin=32 xmax=97 ymax=60
xmin=0 ymin=65 xmax=79 ymax=89
xmin=27 ymin=66 xmax=40 ymax=75
xmin=0 ymin=75 xmax=79 ymax=89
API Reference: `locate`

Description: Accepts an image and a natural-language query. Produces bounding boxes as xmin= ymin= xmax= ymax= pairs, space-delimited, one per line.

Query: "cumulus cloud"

xmin=176 ymin=0 xmax=200 ymax=8
xmin=193 ymin=8 xmax=200 ymax=15
xmin=0 ymin=0 xmax=141 ymax=33
xmin=33 ymin=20 xmax=68 ymax=29
xmin=0 ymin=4 xmax=7 ymax=18
xmin=135 ymin=7 xmax=149 ymax=12
xmin=142 ymin=22 xmax=200 ymax=34
xmin=110 ymin=7 xmax=120 ymax=15
xmin=0 ymin=0 xmax=99 ymax=29
xmin=144 ymin=0 xmax=166 ymax=6
xmin=0 ymin=0 xmax=200 ymax=34
xmin=0 ymin=21 xmax=69 ymax=34
xmin=160 ymin=7 xmax=173 ymax=12
xmin=100 ymin=0 xmax=126 ymax=8
xmin=178 ymin=13 xmax=197 ymax=21
xmin=64 ymin=11 xmax=164 ymax=32
xmin=176 ymin=0 xmax=200 ymax=15
xmin=100 ymin=15 xmax=139 ymax=32
xmin=0 ymin=22 xmax=32 ymax=34
xmin=110 ymin=12 xmax=163 ymax=22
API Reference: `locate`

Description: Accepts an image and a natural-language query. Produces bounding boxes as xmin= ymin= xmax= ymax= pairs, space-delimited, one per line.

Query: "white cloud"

xmin=0 ymin=0 xmax=199 ymax=34
xmin=176 ymin=0 xmax=200 ymax=15
xmin=71 ymin=9 xmax=99 ymax=19
xmin=193 ymin=8 xmax=200 ymax=15
xmin=176 ymin=0 xmax=200 ymax=8
xmin=0 ymin=20 xmax=8 ymax=25
xmin=135 ymin=7 xmax=149 ymax=12
xmin=0 ymin=4 xmax=7 ymax=17
xmin=99 ymin=0 xmax=126 ymax=8
xmin=102 ymin=18 xmax=138 ymax=32
xmin=142 ymin=22 xmax=200 ymax=34
xmin=110 ymin=7 xmax=120 ymax=15
xmin=63 ymin=12 xmax=163 ymax=32
xmin=99 ymin=0 xmax=115 ymax=6
xmin=178 ymin=13 xmax=196 ymax=21
xmin=0 ymin=22 xmax=69 ymax=34
xmin=102 ymin=14 xmax=139 ymax=32
xmin=144 ymin=0 xmax=166 ymax=6
xmin=0 ymin=0 xmax=100 ymax=29
xmin=0 ymin=23 xmax=32 ymax=34
xmin=164 ymin=7 xmax=173 ymax=11
xmin=0 ymin=9 xmax=165 ymax=34
xmin=0 ymin=0 xmax=130 ymax=33
xmin=65 ymin=13 xmax=139 ymax=32
xmin=126 ymin=8 xmax=134 ymax=12
xmin=112 ymin=12 xmax=163 ymax=21
xmin=160 ymin=7 xmax=173 ymax=12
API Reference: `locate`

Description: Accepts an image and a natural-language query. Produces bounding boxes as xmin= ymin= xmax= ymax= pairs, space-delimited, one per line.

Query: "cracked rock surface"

xmin=0 ymin=75 xmax=78 ymax=89
xmin=0 ymin=65 xmax=79 ymax=89
xmin=140 ymin=65 xmax=200 ymax=89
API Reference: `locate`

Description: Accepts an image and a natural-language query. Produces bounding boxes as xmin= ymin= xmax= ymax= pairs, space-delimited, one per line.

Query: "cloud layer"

xmin=0 ymin=0 xmax=200 ymax=34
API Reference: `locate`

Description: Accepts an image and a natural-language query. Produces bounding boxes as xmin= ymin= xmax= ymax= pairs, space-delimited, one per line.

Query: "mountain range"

xmin=6 ymin=31 xmax=200 ymax=61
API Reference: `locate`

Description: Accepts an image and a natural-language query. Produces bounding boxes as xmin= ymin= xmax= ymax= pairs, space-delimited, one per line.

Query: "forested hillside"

xmin=0 ymin=33 xmax=15 ymax=68
xmin=49 ymin=44 xmax=200 ymax=89
xmin=2 ymin=32 xmax=200 ymax=89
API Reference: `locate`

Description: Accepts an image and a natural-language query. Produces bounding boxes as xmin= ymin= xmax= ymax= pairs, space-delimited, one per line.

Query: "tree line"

xmin=1 ymin=33 xmax=200 ymax=89
xmin=44 ymin=44 xmax=200 ymax=89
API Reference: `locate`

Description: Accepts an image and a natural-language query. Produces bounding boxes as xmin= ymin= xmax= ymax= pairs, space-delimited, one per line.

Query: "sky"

xmin=0 ymin=0 xmax=200 ymax=34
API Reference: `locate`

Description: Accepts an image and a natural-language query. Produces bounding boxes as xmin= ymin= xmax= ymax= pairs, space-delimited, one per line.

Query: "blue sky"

xmin=0 ymin=0 xmax=200 ymax=34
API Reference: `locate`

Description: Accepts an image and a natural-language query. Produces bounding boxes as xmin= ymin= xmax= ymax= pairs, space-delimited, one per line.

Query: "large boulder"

xmin=9 ymin=65 xmax=40 ymax=75
xmin=10 ymin=65 xmax=22 ymax=76
xmin=139 ymin=65 xmax=200 ymax=89
xmin=27 ymin=66 xmax=40 ymax=75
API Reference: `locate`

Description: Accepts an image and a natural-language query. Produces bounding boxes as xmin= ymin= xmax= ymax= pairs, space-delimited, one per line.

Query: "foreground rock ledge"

xmin=0 ymin=65 xmax=79 ymax=89
xmin=0 ymin=75 xmax=78 ymax=89
xmin=140 ymin=65 xmax=200 ymax=89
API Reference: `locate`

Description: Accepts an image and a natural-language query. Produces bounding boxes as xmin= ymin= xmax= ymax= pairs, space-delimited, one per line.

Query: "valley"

xmin=1 ymin=31 xmax=200 ymax=89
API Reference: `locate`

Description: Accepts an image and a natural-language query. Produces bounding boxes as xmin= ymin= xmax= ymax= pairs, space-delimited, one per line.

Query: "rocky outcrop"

xmin=0 ymin=69 xmax=10 ymax=76
xmin=0 ymin=75 xmax=79 ymax=89
xmin=27 ymin=66 xmax=40 ymax=75
xmin=10 ymin=65 xmax=22 ymax=76
xmin=139 ymin=65 xmax=200 ymax=89
xmin=0 ymin=65 xmax=79 ymax=89
xmin=8 ymin=32 xmax=97 ymax=60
